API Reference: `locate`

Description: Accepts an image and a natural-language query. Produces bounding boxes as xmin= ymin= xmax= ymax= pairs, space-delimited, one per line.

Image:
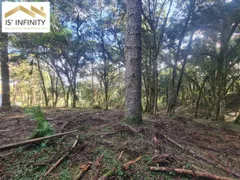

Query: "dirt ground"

xmin=0 ymin=107 xmax=240 ymax=180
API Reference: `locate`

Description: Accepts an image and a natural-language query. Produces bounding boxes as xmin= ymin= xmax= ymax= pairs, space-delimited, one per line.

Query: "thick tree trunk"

xmin=0 ymin=33 xmax=10 ymax=108
xmin=125 ymin=0 xmax=142 ymax=123
xmin=212 ymin=20 xmax=239 ymax=121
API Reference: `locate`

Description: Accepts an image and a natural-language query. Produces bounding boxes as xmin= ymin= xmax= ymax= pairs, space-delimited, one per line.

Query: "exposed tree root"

xmin=121 ymin=123 xmax=155 ymax=148
xmin=149 ymin=166 xmax=233 ymax=180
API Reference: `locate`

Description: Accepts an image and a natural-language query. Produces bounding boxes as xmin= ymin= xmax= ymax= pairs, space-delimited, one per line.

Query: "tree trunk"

xmin=167 ymin=0 xmax=195 ymax=115
xmin=54 ymin=76 xmax=59 ymax=107
xmin=72 ymin=83 xmax=77 ymax=108
xmin=212 ymin=20 xmax=239 ymax=121
xmin=195 ymin=70 xmax=215 ymax=118
xmin=37 ymin=60 xmax=48 ymax=107
xmin=65 ymin=87 xmax=70 ymax=107
xmin=91 ymin=63 xmax=94 ymax=107
xmin=0 ymin=32 xmax=10 ymax=108
xmin=125 ymin=0 xmax=142 ymax=123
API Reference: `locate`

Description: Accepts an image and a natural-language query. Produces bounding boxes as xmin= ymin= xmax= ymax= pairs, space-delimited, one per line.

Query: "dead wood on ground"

xmin=154 ymin=127 xmax=240 ymax=178
xmin=41 ymin=135 xmax=79 ymax=179
xmin=0 ymin=130 xmax=78 ymax=152
xmin=149 ymin=166 xmax=233 ymax=180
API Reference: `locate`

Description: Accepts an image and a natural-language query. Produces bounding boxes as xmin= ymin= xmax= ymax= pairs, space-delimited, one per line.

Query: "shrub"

xmin=93 ymin=104 xmax=103 ymax=109
xmin=234 ymin=115 xmax=240 ymax=124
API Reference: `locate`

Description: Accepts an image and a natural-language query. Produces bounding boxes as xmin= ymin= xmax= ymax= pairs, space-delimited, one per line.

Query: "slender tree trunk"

xmin=0 ymin=32 xmax=10 ymax=108
xmin=91 ymin=63 xmax=94 ymax=107
xmin=195 ymin=70 xmax=215 ymax=118
xmin=54 ymin=76 xmax=59 ymax=107
xmin=125 ymin=0 xmax=142 ymax=123
xmin=55 ymin=70 xmax=66 ymax=107
xmin=72 ymin=78 xmax=77 ymax=108
xmin=66 ymin=87 xmax=70 ymax=107
xmin=49 ymin=70 xmax=54 ymax=106
xmin=37 ymin=60 xmax=48 ymax=107
xmin=150 ymin=53 xmax=157 ymax=114
xmin=167 ymin=0 xmax=195 ymax=115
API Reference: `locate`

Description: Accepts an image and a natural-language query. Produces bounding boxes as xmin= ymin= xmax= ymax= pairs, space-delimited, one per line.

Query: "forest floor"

xmin=0 ymin=107 xmax=240 ymax=180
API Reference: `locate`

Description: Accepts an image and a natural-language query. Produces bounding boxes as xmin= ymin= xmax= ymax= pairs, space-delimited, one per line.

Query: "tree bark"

xmin=125 ymin=0 xmax=142 ymax=123
xmin=0 ymin=32 xmax=10 ymax=108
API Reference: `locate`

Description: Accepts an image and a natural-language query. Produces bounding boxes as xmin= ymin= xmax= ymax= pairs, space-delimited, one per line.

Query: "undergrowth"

xmin=25 ymin=106 xmax=54 ymax=139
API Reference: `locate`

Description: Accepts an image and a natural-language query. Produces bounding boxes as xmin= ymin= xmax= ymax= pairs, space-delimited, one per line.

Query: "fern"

xmin=25 ymin=106 xmax=54 ymax=138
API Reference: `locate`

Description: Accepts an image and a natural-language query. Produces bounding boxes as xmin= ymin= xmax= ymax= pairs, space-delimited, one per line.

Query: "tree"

xmin=167 ymin=0 xmax=196 ymax=115
xmin=125 ymin=0 xmax=142 ymax=123
xmin=141 ymin=0 xmax=173 ymax=114
xmin=0 ymin=32 xmax=10 ymax=108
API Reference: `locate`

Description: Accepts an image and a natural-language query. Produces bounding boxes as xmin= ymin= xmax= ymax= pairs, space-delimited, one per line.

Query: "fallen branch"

xmin=0 ymin=130 xmax=78 ymax=152
xmin=122 ymin=123 xmax=141 ymax=134
xmin=95 ymin=153 xmax=104 ymax=167
xmin=149 ymin=154 xmax=176 ymax=166
xmin=122 ymin=156 xmax=142 ymax=170
xmin=155 ymin=128 xmax=240 ymax=178
xmin=99 ymin=168 xmax=116 ymax=180
xmin=99 ymin=153 xmax=142 ymax=179
xmin=59 ymin=121 xmax=69 ymax=133
xmin=74 ymin=163 xmax=91 ymax=180
xmin=118 ymin=151 xmax=124 ymax=161
xmin=41 ymin=135 xmax=79 ymax=179
xmin=0 ymin=129 xmax=12 ymax=132
xmin=149 ymin=166 xmax=232 ymax=180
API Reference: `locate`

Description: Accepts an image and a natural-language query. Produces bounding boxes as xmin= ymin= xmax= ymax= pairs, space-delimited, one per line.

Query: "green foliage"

xmin=93 ymin=104 xmax=103 ymax=109
xmin=59 ymin=168 xmax=71 ymax=180
xmin=234 ymin=115 xmax=240 ymax=124
xmin=25 ymin=106 xmax=54 ymax=138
